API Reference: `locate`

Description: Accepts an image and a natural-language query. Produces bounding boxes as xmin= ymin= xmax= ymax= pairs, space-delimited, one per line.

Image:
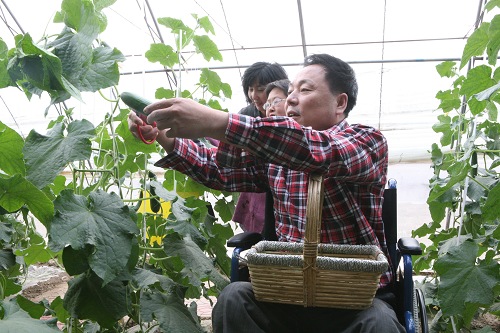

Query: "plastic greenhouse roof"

xmin=0 ymin=0 xmax=487 ymax=162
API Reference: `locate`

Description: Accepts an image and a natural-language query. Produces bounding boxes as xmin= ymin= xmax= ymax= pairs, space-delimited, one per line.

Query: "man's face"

xmin=286 ymin=64 xmax=346 ymax=130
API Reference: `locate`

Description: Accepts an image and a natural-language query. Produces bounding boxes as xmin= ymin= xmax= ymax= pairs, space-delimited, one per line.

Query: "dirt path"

xmin=20 ymin=265 xmax=213 ymax=332
xmin=22 ymin=272 xmax=69 ymax=303
xmin=21 ymin=266 xmax=497 ymax=332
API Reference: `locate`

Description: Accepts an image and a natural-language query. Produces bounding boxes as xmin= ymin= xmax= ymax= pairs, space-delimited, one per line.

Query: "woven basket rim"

xmin=246 ymin=241 xmax=388 ymax=273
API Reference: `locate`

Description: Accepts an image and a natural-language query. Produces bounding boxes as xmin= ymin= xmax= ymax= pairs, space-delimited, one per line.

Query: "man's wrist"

xmin=207 ymin=111 xmax=230 ymax=141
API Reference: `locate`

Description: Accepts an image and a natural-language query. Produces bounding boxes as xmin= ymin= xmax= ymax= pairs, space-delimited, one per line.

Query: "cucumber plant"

xmin=413 ymin=3 xmax=500 ymax=332
xmin=0 ymin=0 xmax=235 ymax=332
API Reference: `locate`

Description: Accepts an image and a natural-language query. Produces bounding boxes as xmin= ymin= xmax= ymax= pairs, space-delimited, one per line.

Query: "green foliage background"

xmin=0 ymin=0 xmax=235 ymax=331
xmin=1 ymin=0 xmax=499 ymax=332
xmin=413 ymin=2 xmax=500 ymax=332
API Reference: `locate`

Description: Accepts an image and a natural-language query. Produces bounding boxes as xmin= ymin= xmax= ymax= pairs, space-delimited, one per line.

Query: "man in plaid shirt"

xmin=128 ymin=54 xmax=405 ymax=333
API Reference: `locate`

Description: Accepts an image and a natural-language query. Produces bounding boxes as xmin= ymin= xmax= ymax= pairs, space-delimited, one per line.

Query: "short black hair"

xmin=303 ymin=54 xmax=358 ymax=116
xmin=265 ymin=79 xmax=291 ymax=97
xmin=242 ymin=62 xmax=288 ymax=104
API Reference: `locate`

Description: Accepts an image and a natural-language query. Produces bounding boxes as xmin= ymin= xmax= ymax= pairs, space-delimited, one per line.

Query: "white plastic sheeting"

xmin=0 ymin=0 xmax=483 ymax=162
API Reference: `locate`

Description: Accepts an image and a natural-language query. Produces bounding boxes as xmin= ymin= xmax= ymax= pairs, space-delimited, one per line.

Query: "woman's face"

xmin=247 ymin=83 xmax=267 ymax=114
xmin=265 ymin=87 xmax=287 ymax=117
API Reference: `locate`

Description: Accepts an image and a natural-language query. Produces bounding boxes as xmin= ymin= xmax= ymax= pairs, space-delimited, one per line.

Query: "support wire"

xmin=378 ymin=0 xmax=387 ymax=130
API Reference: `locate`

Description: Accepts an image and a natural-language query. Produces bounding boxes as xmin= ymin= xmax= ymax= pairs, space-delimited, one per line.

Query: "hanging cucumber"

xmin=149 ymin=187 xmax=161 ymax=213
xmin=120 ymin=92 xmax=152 ymax=116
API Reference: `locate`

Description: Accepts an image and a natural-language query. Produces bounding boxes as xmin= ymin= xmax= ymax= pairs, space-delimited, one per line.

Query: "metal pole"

xmin=0 ymin=0 xmax=25 ymax=34
xmin=296 ymin=0 xmax=307 ymax=58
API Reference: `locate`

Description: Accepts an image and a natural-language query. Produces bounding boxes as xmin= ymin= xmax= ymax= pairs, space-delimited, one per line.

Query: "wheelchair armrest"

xmin=227 ymin=232 xmax=263 ymax=250
xmin=398 ymin=237 xmax=422 ymax=255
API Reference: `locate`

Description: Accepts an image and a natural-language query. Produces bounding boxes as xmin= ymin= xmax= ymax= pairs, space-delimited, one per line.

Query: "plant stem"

xmin=139 ymin=246 xmax=164 ymax=252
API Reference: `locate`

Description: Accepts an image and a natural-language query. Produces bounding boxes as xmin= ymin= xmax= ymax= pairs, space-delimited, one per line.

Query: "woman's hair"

xmin=242 ymin=62 xmax=288 ymax=104
xmin=304 ymin=54 xmax=358 ymax=116
xmin=265 ymin=79 xmax=291 ymax=97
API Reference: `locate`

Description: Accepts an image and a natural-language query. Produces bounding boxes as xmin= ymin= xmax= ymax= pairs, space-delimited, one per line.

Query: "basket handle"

xmin=303 ymin=173 xmax=325 ymax=306
xmin=304 ymin=173 xmax=325 ymax=244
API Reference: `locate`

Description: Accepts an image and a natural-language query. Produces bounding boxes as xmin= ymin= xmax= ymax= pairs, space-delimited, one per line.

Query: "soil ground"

xmin=20 ymin=265 xmax=499 ymax=332
xmin=20 ymin=264 xmax=214 ymax=332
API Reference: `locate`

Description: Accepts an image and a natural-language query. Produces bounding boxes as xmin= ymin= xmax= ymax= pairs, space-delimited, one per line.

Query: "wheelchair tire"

xmin=413 ymin=288 xmax=421 ymax=333
xmin=415 ymin=287 xmax=429 ymax=333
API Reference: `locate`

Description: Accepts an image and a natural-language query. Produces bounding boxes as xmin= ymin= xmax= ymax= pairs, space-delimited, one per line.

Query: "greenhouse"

xmin=0 ymin=0 xmax=498 ymax=332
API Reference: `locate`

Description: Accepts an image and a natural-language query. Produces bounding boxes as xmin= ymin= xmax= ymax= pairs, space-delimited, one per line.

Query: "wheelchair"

xmin=226 ymin=180 xmax=429 ymax=333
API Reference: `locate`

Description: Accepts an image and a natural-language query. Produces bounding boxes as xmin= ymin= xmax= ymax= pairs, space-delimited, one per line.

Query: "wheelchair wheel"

xmin=413 ymin=288 xmax=422 ymax=333
xmin=415 ymin=287 xmax=428 ymax=333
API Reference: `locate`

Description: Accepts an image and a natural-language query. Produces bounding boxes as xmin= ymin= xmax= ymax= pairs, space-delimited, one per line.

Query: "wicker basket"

xmin=246 ymin=174 xmax=388 ymax=309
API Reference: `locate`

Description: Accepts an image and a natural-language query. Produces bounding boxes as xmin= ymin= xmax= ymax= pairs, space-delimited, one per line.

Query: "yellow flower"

xmin=150 ymin=235 xmax=164 ymax=247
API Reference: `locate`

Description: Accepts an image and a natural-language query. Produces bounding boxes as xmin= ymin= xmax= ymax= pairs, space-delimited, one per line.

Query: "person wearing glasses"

xmin=128 ymin=53 xmax=404 ymax=333
xmin=232 ymin=63 xmax=288 ymax=235
xmin=264 ymin=79 xmax=290 ymax=117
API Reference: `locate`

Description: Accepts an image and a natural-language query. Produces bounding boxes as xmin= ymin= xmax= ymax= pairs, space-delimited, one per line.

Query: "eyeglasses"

xmin=263 ymin=98 xmax=286 ymax=111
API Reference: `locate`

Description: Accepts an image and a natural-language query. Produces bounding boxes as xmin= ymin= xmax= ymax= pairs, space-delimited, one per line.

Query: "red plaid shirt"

xmin=155 ymin=114 xmax=391 ymax=287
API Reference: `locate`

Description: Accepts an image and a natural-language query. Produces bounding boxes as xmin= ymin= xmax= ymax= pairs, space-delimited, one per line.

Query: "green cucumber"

xmin=120 ymin=91 xmax=152 ymax=116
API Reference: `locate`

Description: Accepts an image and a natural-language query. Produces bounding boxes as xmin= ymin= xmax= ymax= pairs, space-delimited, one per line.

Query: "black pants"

xmin=212 ymin=282 xmax=406 ymax=333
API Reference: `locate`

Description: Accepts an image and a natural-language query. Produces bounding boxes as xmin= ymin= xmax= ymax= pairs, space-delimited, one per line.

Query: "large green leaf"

xmin=0 ymin=249 xmax=15 ymax=271
xmin=214 ymin=197 xmax=234 ymax=222
xmin=0 ymin=299 xmax=60 ymax=333
xmin=59 ymin=0 xmax=104 ymax=36
xmin=460 ymin=22 xmax=489 ymax=69
xmin=149 ymin=180 xmax=197 ymax=222
xmin=487 ymin=15 xmax=500 ymax=66
xmin=130 ymin=268 xmax=178 ymax=291
xmin=94 ymin=0 xmax=117 ymax=11
xmin=199 ymin=68 xmax=232 ymax=99
xmin=63 ymin=272 xmax=129 ymax=328
xmin=432 ymin=114 xmax=453 ymax=146
xmin=52 ymin=0 xmax=125 ymax=95
xmin=49 ymin=189 xmax=139 ymax=284
xmin=91 ymin=45 xmax=124 ymax=90
xmin=145 ymin=43 xmax=178 ymax=68
xmin=434 ymin=240 xmax=499 ymax=316
xmin=80 ymin=45 xmax=124 ymax=92
xmin=0 ymin=221 xmax=14 ymax=243
xmin=23 ymin=120 xmax=95 ymax=189
xmin=166 ymin=219 xmax=208 ymax=250
xmin=14 ymin=233 xmax=56 ymax=266
xmin=0 ymin=38 xmax=11 ymax=88
xmin=0 ymin=37 xmax=7 ymax=57
xmin=15 ymin=296 xmax=46 ymax=320
xmin=483 ymin=182 xmax=500 ymax=222
xmin=9 ymin=34 xmax=75 ymax=100
xmin=0 ymin=174 xmax=54 ymax=226
xmin=163 ymin=233 xmax=228 ymax=289
xmin=474 ymin=81 xmax=500 ymax=102
xmin=193 ymin=35 xmax=223 ymax=62
xmin=48 ymin=296 xmax=69 ymax=326
xmin=61 ymin=245 xmax=90 ymax=276
xmin=157 ymin=17 xmax=194 ymax=49
xmin=427 ymin=161 xmax=469 ymax=203
xmin=435 ymin=89 xmax=461 ymax=112
xmin=0 ymin=122 xmax=25 ymax=176
xmin=140 ymin=290 xmax=204 ymax=333
xmin=460 ymin=65 xmax=496 ymax=99
xmin=436 ymin=61 xmax=456 ymax=78
xmin=157 ymin=17 xmax=192 ymax=36
xmin=197 ymin=15 xmax=216 ymax=35
xmin=50 ymin=28 xmax=124 ymax=94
